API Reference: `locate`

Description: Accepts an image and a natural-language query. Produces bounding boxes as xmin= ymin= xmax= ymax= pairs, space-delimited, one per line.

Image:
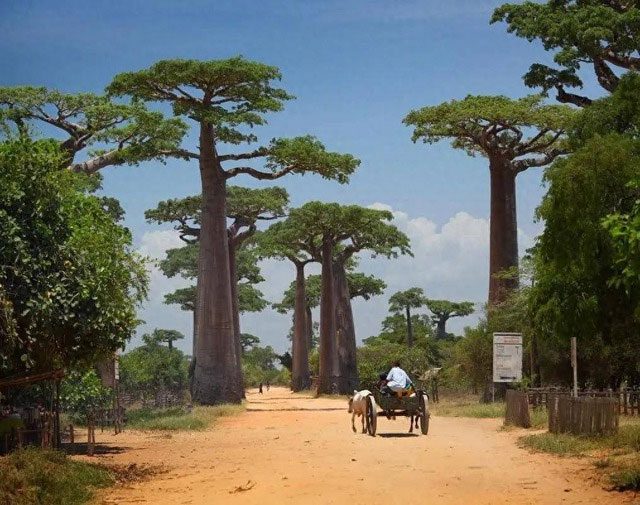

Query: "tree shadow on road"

xmin=376 ymin=433 xmax=420 ymax=438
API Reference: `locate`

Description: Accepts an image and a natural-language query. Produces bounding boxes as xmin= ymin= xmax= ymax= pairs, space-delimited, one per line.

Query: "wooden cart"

xmin=365 ymin=389 xmax=430 ymax=436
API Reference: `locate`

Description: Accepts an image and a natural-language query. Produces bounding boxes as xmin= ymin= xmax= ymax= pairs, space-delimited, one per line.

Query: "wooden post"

xmin=69 ymin=424 xmax=74 ymax=444
xmin=54 ymin=379 xmax=61 ymax=448
xmin=570 ymin=337 xmax=578 ymax=398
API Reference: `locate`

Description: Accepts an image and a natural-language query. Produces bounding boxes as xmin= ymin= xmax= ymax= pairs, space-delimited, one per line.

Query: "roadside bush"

xmin=0 ymin=448 xmax=113 ymax=505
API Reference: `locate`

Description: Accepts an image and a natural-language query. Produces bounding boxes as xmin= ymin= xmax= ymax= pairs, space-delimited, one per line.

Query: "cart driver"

xmin=382 ymin=361 xmax=414 ymax=396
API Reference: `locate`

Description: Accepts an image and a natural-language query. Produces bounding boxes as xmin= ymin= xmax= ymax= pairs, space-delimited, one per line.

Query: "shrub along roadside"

xmin=126 ymin=404 xmax=245 ymax=431
xmin=0 ymin=448 xmax=113 ymax=505
xmin=519 ymin=420 xmax=640 ymax=491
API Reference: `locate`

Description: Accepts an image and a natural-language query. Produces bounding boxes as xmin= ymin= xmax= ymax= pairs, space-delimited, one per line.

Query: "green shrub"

xmin=0 ymin=448 xmax=113 ymax=505
xmin=126 ymin=404 xmax=244 ymax=431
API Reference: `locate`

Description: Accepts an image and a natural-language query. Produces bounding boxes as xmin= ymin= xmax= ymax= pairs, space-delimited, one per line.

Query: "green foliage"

xmin=125 ymin=404 xmax=243 ymax=431
xmin=426 ymin=299 xmax=474 ymax=320
xmin=242 ymin=343 xmax=290 ymax=386
xmin=492 ymin=1 xmax=640 ymax=105
xmin=143 ymin=328 xmax=185 ymax=349
xmin=364 ymin=314 xmax=435 ymax=348
xmin=357 ymin=342 xmax=435 ymax=390
xmin=119 ymin=339 xmax=189 ymax=397
xmin=448 ymin=323 xmax=493 ymax=391
xmin=404 ymin=94 xmax=572 ymax=165
xmin=240 ymin=333 xmax=260 ymax=353
xmin=108 ymin=58 xmax=359 ymax=180
xmin=0 ymin=138 xmax=148 ymax=376
xmin=388 ymin=287 xmax=426 ymax=313
xmin=0 ymin=448 xmax=113 ymax=505
xmin=275 ymin=272 xmax=385 ymax=313
xmin=0 ymin=86 xmax=186 ymax=173
xmin=60 ymin=370 xmax=113 ymax=423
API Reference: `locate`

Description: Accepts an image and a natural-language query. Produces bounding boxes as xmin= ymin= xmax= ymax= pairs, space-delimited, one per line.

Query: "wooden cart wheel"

xmin=366 ymin=395 xmax=377 ymax=436
xmin=418 ymin=392 xmax=430 ymax=435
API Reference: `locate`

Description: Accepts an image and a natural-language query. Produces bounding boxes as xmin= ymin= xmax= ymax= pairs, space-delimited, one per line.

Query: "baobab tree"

xmin=275 ymin=272 xmax=387 ymax=353
xmin=274 ymin=202 xmax=411 ymax=394
xmin=492 ymin=1 xmax=640 ymax=107
xmin=147 ymin=185 xmax=288 ymax=394
xmin=404 ymin=95 xmax=573 ymax=304
xmin=0 ymin=87 xmax=186 ymax=172
xmin=425 ymin=299 xmax=474 ymax=340
xmin=388 ymin=288 xmax=427 ymax=347
xmin=110 ymin=58 xmax=359 ymax=404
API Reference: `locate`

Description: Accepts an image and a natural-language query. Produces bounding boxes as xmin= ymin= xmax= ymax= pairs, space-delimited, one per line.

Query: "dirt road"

xmin=92 ymin=388 xmax=633 ymax=505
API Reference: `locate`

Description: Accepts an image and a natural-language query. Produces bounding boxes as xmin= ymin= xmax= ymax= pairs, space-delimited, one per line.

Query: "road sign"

xmin=493 ymin=333 xmax=523 ymax=383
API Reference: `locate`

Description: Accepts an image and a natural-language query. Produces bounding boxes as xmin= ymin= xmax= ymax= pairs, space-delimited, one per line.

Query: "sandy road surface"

xmin=89 ymin=388 xmax=634 ymax=505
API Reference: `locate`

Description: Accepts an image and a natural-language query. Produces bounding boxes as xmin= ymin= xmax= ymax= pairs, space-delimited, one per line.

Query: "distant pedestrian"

xmin=259 ymin=382 xmax=263 ymax=394
xmin=266 ymin=381 xmax=270 ymax=391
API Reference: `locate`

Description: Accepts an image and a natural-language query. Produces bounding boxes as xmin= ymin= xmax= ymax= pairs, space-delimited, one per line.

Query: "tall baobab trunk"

xmin=192 ymin=122 xmax=242 ymax=404
xmin=292 ymin=263 xmax=311 ymax=391
xmin=305 ymin=305 xmax=314 ymax=350
xmin=189 ymin=306 xmax=198 ymax=394
xmin=228 ymin=241 xmax=245 ymax=398
xmin=435 ymin=317 xmax=447 ymax=340
xmin=318 ymin=236 xmax=337 ymax=394
xmin=333 ymin=261 xmax=359 ymax=394
xmin=405 ymin=306 xmax=414 ymax=347
xmin=488 ymin=157 xmax=519 ymax=305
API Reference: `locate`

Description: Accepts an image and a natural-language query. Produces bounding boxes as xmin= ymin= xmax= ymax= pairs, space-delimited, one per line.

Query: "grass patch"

xmin=431 ymin=397 xmax=505 ymax=418
xmin=520 ymin=417 xmax=640 ymax=493
xmin=530 ymin=407 xmax=548 ymax=429
xmin=0 ymin=448 xmax=113 ymax=505
xmin=126 ymin=404 xmax=244 ymax=431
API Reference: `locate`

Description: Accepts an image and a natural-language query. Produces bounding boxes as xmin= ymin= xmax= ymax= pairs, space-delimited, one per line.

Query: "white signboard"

xmin=493 ymin=333 xmax=523 ymax=383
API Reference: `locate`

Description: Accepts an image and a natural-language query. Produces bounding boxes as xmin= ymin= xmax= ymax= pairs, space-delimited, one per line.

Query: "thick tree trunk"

xmin=405 ymin=306 xmax=413 ymax=347
xmin=435 ymin=317 xmax=448 ymax=340
xmin=192 ymin=122 xmax=241 ymax=405
xmin=228 ymin=241 xmax=246 ymax=398
xmin=488 ymin=157 xmax=519 ymax=305
xmin=333 ymin=260 xmax=359 ymax=394
xmin=305 ymin=305 xmax=314 ymax=350
xmin=292 ymin=263 xmax=311 ymax=391
xmin=189 ymin=307 xmax=197 ymax=394
xmin=318 ymin=236 xmax=337 ymax=394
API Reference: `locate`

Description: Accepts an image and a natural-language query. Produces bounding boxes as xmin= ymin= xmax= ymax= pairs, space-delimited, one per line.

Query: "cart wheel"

xmin=366 ymin=395 xmax=377 ymax=436
xmin=418 ymin=392 xmax=430 ymax=435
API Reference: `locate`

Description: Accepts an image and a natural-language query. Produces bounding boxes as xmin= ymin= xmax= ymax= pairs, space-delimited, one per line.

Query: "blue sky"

xmin=1 ymin=0 xmax=574 ymax=353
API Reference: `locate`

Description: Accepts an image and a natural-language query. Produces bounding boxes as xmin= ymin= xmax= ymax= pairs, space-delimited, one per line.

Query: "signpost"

xmin=493 ymin=333 xmax=523 ymax=383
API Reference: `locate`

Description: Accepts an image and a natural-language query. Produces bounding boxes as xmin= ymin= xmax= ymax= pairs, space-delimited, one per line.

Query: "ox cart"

xmin=365 ymin=389 xmax=430 ymax=436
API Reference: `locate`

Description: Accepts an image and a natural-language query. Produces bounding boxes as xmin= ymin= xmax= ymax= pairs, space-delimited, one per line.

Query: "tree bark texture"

xmin=305 ymin=305 xmax=314 ymax=350
xmin=435 ymin=317 xmax=448 ymax=340
xmin=192 ymin=122 xmax=242 ymax=404
xmin=291 ymin=263 xmax=311 ymax=391
xmin=333 ymin=260 xmax=359 ymax=394
xmin=228 ymin=241 xmax=246 ymax=398
xmin=405 ymin=306 xmax=413 ymax=347
xmin=318 ymin=236 xmax=338 ymax=394
xmin=488 ymin=157 xmax=519 ymax=305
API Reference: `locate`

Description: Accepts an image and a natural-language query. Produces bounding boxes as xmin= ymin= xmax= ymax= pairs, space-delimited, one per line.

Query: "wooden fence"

xmin=527 ymin=388 xmax=640 ymax=416
xmin=505 ymin=390 xmax=531 ymax=428
xmin=548 ymin=395 xmax=619 ymax=435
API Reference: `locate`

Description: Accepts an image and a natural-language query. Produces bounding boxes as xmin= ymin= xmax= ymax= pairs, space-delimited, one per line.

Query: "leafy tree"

xmin=109 ymin=58 xmax=359 ymax=404
xmin=388 ymin=288 xmax=427 ymax=347
xmin=0 ymin=138 xmax=148 ymax=377
xmin=265 ymin=202 xmax=411 ymax=394
xmin=492 ymin=1 xmax=640 ymax=107
xmin=119 ymin=339 xmax=189 ymax=400
xmin=364 ymin=314 xmax=434 ymax=348
xmin=405 ymin=95 xmax=572 ymax=304
xmin=147 ymin=185 xmax=287 ymax=394
xmin=144 ymin=329 xmax=185 ymax=350
xmin=274 ymin=272 xmax=386 ymax=354
xmin=425 ymin=300 xmax=475 ymax=340
xmin=0 ymin=87 xmax=186 ymax=172
xmin=240 ymin=333 xmax=260 ymax=354
xmin=61 ymin=370 xmax=113 ymax=424
xmin=449 ymin=324 xmax=493 ymax=394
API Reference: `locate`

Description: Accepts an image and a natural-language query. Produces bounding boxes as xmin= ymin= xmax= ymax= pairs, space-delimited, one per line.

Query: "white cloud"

xmin=130 ymin=206 xmax=537 ymax=354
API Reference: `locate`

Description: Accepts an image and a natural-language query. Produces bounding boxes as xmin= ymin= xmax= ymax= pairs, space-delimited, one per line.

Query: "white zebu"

xmin=348 ymin=389 xmax=376 ymax=433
